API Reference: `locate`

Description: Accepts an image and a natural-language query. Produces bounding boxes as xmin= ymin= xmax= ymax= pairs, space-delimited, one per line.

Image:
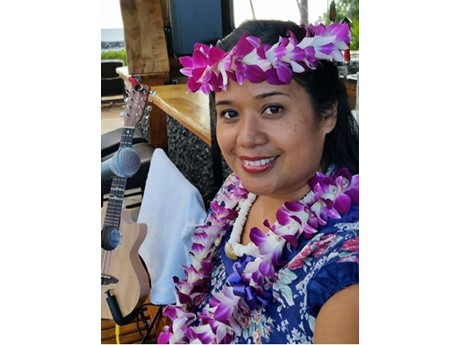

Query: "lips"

xmin=240 ymin=156 xmax=278 ymax=173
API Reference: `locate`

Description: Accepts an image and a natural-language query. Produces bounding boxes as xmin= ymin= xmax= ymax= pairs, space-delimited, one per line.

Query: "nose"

xmin=237 ymin=113 xmax=268 ymax=148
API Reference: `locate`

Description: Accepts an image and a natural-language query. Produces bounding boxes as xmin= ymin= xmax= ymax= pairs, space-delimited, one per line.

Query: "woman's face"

xmin=216 ymin=79 xmax=336 ymax=201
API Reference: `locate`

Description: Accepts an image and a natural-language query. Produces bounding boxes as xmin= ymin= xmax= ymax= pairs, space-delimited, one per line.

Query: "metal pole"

xmin=296 ymin=0 xmax=309 ymax=25
xmin=249 ymin=0 xmax=256 ymax=19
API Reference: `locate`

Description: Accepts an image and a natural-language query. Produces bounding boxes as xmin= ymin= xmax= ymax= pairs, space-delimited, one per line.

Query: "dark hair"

xmin=210 ymin=19 xmax=359 ymax=175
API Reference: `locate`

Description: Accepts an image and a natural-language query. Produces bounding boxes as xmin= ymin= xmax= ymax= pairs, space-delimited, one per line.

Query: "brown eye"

xmin=263 ymin=105 xmax=283 ymax=115
xmin=221 ymin=110 xmax=238 ymax=119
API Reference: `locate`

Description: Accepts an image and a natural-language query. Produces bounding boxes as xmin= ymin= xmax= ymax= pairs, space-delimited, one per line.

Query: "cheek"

xmin=281 ymin=121 xmax=325 ymax=157
xmin=277 ymin=118 xmax=310 ymax=145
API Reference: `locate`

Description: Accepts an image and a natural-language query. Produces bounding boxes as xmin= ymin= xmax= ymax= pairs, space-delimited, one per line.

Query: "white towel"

xmin=138 ymin=149 xmax=206 ymax=305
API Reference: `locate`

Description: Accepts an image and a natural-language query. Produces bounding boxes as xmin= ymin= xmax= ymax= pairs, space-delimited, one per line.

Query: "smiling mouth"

xmin=240 ymin=156 xmax=278 ymax=172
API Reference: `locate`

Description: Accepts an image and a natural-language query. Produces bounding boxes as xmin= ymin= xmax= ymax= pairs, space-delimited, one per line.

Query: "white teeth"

xmin=243 ymin=157 xmax=275 ymax=167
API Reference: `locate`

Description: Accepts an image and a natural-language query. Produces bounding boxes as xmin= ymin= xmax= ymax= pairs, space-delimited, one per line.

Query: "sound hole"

xmin=101 ymin=225 xmax=121 ymax=250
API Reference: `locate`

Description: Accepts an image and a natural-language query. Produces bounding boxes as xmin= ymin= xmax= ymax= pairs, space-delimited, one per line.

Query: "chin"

xmin=238 ymin=177 xmax=276 ymax=196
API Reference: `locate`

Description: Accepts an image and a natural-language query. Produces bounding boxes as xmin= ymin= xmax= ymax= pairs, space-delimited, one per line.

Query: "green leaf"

xmin=278 ymin=270 xmax=297 ymax=306
xmin=350 ymin=19 xmax=359 ymax=50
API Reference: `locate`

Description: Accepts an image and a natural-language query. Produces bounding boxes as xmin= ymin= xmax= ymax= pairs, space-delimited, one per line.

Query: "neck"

xmin=250 ymin=195 xmax=282 ymax=223
xmin=241 ymin=197 xmax=268 ymax=245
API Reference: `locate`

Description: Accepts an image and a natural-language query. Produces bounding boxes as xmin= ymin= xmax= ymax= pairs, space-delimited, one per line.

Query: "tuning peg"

xmin=142 ymin=105 xmax=152 ymax=120
xmin=119 ymin=111 xmax=126 ymax=118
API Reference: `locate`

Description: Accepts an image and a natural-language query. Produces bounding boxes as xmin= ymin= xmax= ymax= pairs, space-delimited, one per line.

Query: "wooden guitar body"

xmin=101 ymin=207 xmax=150 ymax=320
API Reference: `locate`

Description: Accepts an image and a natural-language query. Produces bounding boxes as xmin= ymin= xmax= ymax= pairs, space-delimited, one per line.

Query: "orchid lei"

xmin=179 ymin=23 xmax=351 ymax=94
xmin=158 ymin=168 xmax=359 ymax=344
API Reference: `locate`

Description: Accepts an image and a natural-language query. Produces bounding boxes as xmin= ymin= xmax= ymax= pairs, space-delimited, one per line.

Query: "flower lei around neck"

xmin=179 ymin=23 xmax=351 ymax=94
xmin=158 ymin=168 xmax=359 ymax=344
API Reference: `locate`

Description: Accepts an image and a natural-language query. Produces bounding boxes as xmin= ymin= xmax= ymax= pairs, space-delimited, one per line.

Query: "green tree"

xmin=317 ymin=0 xmax=359 ymax=24
xmin=315 ymin=0 xmax=359 ymax=50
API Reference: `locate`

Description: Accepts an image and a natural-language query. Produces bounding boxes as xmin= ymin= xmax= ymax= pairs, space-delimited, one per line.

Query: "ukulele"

xmin=101 ymin=78 xmax=151 ymax=324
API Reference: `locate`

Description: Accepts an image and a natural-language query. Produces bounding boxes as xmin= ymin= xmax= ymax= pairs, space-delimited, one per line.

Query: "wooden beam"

xmin=120 ymin=0 xmax=170 ymax=76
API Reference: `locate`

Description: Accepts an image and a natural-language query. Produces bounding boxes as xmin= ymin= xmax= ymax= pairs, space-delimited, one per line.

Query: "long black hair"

xmin=210 ymin=19 xmax=359 ymax=175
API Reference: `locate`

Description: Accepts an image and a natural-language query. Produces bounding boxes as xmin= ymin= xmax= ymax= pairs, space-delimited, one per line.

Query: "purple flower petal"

xmin=162 ymin=305 xmax=177 ymax=319
xmin=208 ymin=46 xmax=226 ymax=63
xmin=276 ymin=208 xmax=291 ymax=225
xmin=157 ymin=330 xmax=171 ymax=344
xmin=333 ymin=193 xmax=351 ymax=214
xmin=284 ymin=201 xmax=304 ymax=212
xmin=214 ymin=303 xmax=232 ymax=323
xmin=191 ymin=242 xmax=205 ymax=252
xmin=249 ymin=226 xmax=266 ymax=246
xmin=316 ymin=42 xmax=336 ymax=56
xmin=283 ymin=234 xmax=298 ymax=247
xmin=259 ymin=259 xmax=275 ymax=277
xmin=265 ymin=68 xmax=282 ymax=84
xmin=243 ymin=64 xmax=267 ymax=83
xmin=178 ymin=56 xmax=194 ymax=68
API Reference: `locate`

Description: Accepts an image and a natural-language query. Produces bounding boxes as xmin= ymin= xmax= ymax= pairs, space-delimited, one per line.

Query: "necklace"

xmin=158 ymin=168 xmax=359 ymax=344
xmin=224 ymin=192 xmax=258 ymax=260
xmin=224 ymin=191 xmax=313 ymax=260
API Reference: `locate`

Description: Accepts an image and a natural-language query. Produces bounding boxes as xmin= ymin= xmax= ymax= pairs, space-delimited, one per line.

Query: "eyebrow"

xmin=215 ymin=91 xmax=291 ymax=106
xmin=255 ymin=91 xmax=291 ymax=100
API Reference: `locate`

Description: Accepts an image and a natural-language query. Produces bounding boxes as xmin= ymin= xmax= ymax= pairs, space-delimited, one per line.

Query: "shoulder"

xmin=305 ymin=225 xmax=359 ymax=317
xmin=284 ymin=207 xmax=359 ymax=316
xmin=314 ymin=283 xmax=359 ymax=344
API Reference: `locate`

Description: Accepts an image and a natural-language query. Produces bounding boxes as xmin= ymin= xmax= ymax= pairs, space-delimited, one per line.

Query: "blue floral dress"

xmin=200 ymin=180 xmax=359 ymax=344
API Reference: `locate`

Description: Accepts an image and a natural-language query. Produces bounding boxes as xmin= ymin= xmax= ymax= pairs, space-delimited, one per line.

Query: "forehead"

xmin=215 ymin=79 xmax=309 ymax=104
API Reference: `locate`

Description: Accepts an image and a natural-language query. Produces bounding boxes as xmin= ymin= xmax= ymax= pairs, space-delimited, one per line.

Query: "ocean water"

xmin=101 ymin=28 xmax=124 ymax=41
xmin=101 ymin=28 xmax=124 ymax=50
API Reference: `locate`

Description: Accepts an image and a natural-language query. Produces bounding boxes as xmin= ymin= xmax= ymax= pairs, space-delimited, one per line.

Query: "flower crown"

xmin=179 ymin=23 xmax=351 ymax=94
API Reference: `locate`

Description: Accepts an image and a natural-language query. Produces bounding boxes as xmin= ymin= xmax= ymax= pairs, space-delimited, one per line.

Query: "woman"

xmin=158 ymin=19 xmax=359 ymax=344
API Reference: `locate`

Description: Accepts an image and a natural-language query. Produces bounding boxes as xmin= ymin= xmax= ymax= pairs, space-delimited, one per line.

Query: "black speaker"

xmin=169 ymin=0 xmax=223 ymax=56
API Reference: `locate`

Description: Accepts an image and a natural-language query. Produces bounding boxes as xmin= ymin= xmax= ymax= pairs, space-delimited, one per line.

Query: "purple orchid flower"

xmin=180 ymin=23 xmax=351 ymax=94
xmin=185 ymin=324 xmax=214 ymax=343
xmin=179 ymin=43 xmax=227 ymax=94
